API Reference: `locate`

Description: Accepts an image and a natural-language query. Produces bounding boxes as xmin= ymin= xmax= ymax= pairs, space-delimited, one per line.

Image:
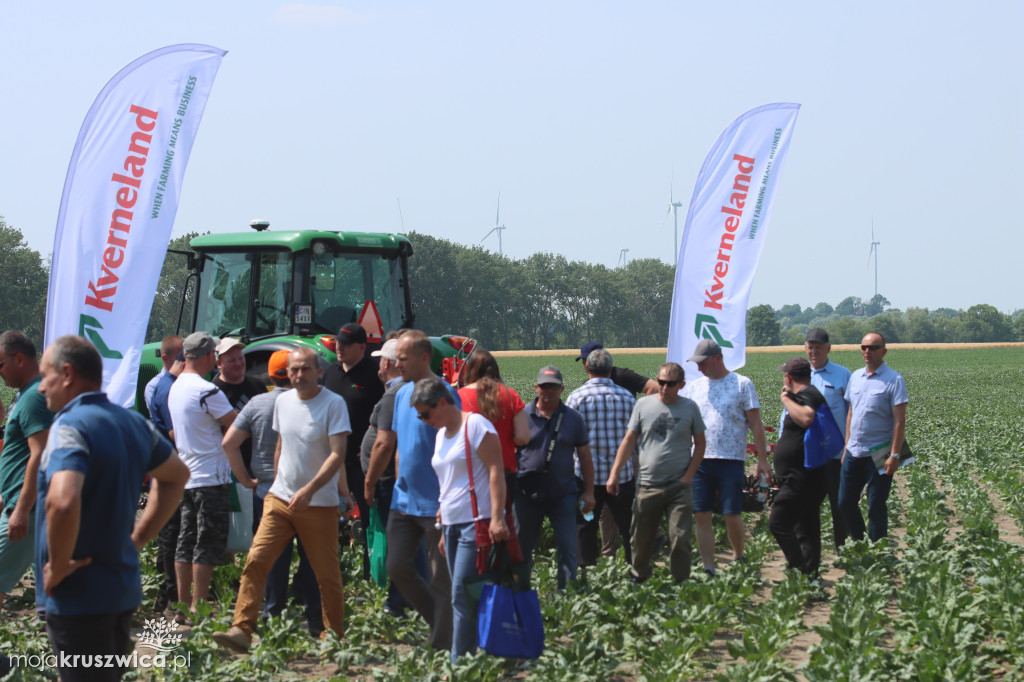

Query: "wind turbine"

xmin=480 ymin=191 xmax=506 ymax=256
xmin=662 ymin=169 xmax=683 ymax=267
xmin=867 ymin=221 xmax=880 ymax=298
xmin=618 ymin=248 xmax=630 ymax=268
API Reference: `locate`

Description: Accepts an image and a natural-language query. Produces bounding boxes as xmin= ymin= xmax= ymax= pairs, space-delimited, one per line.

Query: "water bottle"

xmin=579 ymin=499 xmax=594 ymax=522
xmin=757 ymin=473 xmax=769 ymax=504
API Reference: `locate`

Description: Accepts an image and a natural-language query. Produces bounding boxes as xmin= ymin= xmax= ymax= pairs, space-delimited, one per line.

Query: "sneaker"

xmin=212 ymin=626 xmax=252 ymax=653
xmin=703 ymin=566 xmax=716 ymax=578
xmin=383 ymin=603 xmax=407 ymax=620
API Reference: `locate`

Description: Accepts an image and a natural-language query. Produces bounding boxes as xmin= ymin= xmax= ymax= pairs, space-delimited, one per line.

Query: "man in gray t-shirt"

xmin=607 ymin=362 xmax=706 ymax=583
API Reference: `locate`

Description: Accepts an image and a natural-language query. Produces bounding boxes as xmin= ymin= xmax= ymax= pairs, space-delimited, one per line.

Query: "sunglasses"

xmin=657 ymin=379 xmax=680 ymax=387
xmin=416 ymin=405 xmax=435 ymax=421
xmin=860 ymin=344 xmax=883 ymax=351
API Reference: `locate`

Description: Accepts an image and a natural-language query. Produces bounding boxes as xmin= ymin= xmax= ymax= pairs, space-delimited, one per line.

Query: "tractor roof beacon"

xmin=134 ymin=221 xmax=474 ymax=413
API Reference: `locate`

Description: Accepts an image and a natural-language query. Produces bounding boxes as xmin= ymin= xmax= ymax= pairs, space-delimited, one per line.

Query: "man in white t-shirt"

xmin=168 ymin=332 xmax=252 ymax=619
xmin=215 ymin=346 xmax=354 ymax=652
xmin=682 ymin=339 xmax=769 ymax=576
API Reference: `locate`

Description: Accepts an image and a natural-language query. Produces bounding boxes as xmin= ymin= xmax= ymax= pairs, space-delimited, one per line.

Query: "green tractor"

xmin=135 ymin=221 xmax=474 ymax=411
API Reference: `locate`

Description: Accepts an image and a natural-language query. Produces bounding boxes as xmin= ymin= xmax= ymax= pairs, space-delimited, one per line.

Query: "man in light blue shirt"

xmin=805 ymin=327 xmax=851 ymax=549
xmin=839 ymin=332 xmax=909 ymax=542
xmin=385 ymin=331 xmax=459 ymax=651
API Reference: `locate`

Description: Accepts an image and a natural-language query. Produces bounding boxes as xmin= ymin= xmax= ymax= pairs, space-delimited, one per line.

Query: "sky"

xmin=1 ymin=1 xmax=1022 ymax=313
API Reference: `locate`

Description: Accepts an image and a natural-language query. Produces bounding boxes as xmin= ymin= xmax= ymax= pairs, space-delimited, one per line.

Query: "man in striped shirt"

xmin=566 ymin=348 xmax=636 ymax=566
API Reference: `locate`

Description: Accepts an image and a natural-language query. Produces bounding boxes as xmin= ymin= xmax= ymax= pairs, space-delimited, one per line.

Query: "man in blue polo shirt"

xmin=36 ymin=335 xmax=189 ymax=682
xmin=803 ymin=327 xmax=851 ymax=549
xmin=839 ymin=332 xmax=909 ymax=542
xmin=385 ymin=330 xmax=459 ymax=651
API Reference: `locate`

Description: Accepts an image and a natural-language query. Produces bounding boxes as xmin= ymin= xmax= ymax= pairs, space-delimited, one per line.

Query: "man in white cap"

xmin=213 ymin=337 xmax=267 ymax=474
xmin=682 ymin=339 xmax=769 ymax=576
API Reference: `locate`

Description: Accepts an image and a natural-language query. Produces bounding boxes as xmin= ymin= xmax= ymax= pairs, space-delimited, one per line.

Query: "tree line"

xmin=1 ymin=216 xmax=1021 ymax=351
xmin=406 ymin=232 xmax=1024 ymax=348
xmin=746 ymin=296 xmax=1024 ymax=346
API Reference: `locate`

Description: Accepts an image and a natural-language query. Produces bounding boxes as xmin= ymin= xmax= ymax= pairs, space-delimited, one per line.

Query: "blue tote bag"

xmin=803 ymin=402 xmax=844 ymax=469
xmin=477 ymin=582 xmax=544 ymax=659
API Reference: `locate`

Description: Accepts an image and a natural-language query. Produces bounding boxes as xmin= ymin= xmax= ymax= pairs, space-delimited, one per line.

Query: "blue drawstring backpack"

xmin=804 ymin=403 xmax=844 ymax=469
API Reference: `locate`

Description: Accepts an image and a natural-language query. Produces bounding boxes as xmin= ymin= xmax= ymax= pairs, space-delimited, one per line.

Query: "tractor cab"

xmin=135 ymin=223 xmax=472 ymax=414
xmin=189 ymin=227 xmax=413 ymax=344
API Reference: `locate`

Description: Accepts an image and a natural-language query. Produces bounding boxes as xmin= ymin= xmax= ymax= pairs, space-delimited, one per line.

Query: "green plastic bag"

xmin=367 ymin=506 xmax=388 ymax=588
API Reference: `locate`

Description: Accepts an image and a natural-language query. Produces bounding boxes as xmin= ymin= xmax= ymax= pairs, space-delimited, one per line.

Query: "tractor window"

xmin=311 ymin=253 xmax=406 ymax=334
xmin=253 ymin=252 xmax=292 ymax=337
xmin=194 ymin=252 xmax=251 ymax=337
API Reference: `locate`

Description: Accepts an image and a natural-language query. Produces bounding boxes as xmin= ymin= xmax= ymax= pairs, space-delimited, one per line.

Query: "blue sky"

xmin=1 ymin=1 xmax=1021 ymax=313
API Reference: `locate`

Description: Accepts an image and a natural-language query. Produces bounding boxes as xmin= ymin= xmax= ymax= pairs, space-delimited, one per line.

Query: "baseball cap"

xmin=371 ymin=338 xmax=398 ymax=361
xmin=215 ymin=337 xmax=245 ymax=356
xmin=535 ymin=365 xmax=564 ymax=386
xmin=337 ymin=323 xmax=367 ymax=346
xmin=183 ymin=332 xmax=217 ymax=359
xmin=687 ymin=338 xmax=722 ymax=363
xmin=576 ymin=341 xmax=603 ymax=362
xmin=268 ymin=350 xmax=291 ymax=379
xmin=805 ymin=327 xmax=830 ymax=344
xmin=778 ymin=357 xmax=812 ymax=378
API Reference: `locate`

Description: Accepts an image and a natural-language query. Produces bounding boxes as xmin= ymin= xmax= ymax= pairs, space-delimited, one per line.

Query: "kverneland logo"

xmin=79 ymin=314 xmax=122 ymax=359
xmin=693 ymin=314 xmax=734 ymax=349
xmin=84 ymin=104 xmax=158 ymax=314
xmin=704 ymin=153 xmax=754 ymax=312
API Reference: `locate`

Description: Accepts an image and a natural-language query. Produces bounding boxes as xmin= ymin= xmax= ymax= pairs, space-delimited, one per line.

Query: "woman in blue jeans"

xmin=411 ymin=376 xmax=508 ymax=663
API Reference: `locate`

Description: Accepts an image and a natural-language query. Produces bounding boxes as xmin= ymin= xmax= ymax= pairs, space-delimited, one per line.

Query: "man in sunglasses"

xmin=839 ymin=332 xmax=909 ymax=542
xmin=607 ymin=362 xmax=705 ymax=583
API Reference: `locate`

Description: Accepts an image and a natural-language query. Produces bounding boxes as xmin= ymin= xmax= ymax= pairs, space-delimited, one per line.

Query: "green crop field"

xmin=1 ymin=347 xmax=1022 ymax=680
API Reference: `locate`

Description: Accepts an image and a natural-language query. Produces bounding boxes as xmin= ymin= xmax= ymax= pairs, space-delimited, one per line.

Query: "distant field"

xmin=494 ymin=346 xmax=1024 ymax=429
xmin=493 ymin=341 xmax=1024 ymax=358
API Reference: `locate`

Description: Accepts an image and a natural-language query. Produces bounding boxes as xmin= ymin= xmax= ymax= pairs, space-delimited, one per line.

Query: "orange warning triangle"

xmin=357 ymin=300 xmax=384 ymax=342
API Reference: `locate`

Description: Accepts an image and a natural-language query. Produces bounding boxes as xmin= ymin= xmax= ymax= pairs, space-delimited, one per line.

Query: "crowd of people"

xmin=0 ymin=322 xmax=910 ymax=678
